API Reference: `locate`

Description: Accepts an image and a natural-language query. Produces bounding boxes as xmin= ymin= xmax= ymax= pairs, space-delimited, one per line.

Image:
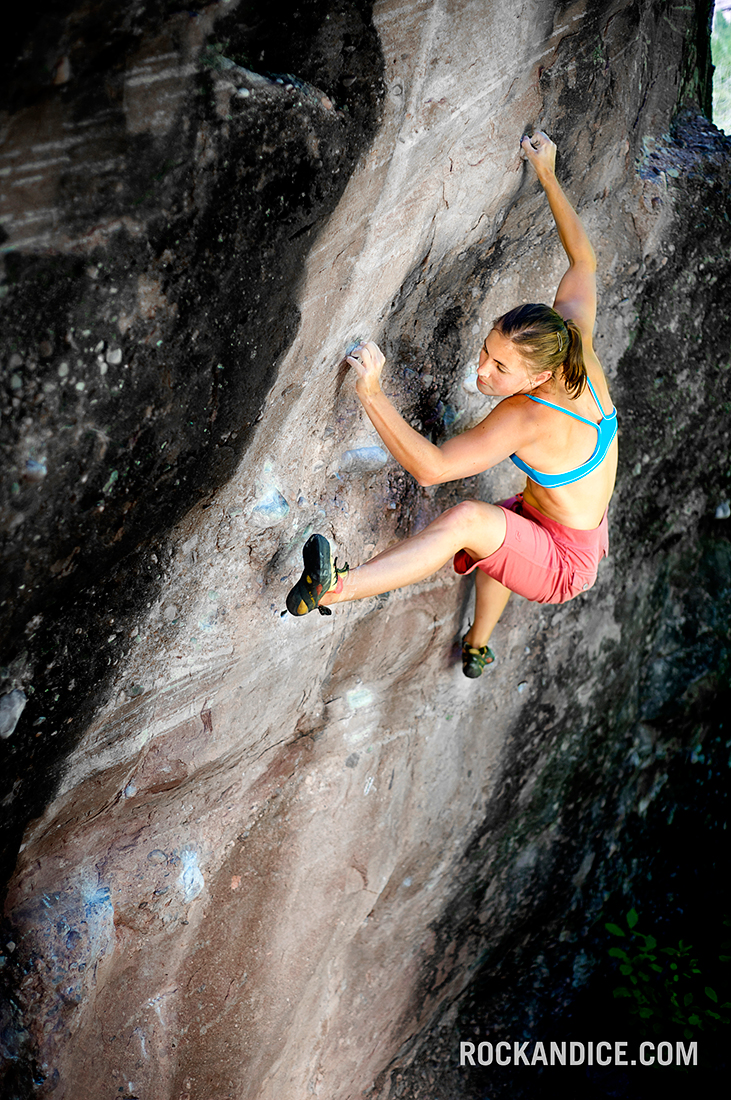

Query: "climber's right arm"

xmin=348 ymin=342 xmax=445 ymax=484
xmin=347 ymin=342 xmax=534 ymax=487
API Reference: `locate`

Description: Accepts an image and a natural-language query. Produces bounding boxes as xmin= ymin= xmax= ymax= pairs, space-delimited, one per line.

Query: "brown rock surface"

xmin=1 ymin=2 xmax=729 ymax=1098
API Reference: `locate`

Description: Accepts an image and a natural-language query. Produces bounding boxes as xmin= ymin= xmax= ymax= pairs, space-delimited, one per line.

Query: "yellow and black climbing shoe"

xmin=461 ymin=635 xmax=495 ymax=679
xmin=286 ymin=534 xmax=349 ymax=617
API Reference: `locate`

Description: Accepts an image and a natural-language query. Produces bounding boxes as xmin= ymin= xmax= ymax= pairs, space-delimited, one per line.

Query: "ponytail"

xmin=562 ymin=319 xmax=587 ymax=398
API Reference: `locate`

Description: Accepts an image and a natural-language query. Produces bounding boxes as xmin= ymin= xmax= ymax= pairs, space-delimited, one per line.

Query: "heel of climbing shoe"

xmin=286 ymin=534 xmax=348 ymax=616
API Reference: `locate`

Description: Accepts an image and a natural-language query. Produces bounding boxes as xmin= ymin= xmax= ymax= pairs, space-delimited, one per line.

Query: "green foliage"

xmin=604 ymin=911 xmax=731 ymax=1040
xmin=712 ymin=9 xmax=731 ymax=133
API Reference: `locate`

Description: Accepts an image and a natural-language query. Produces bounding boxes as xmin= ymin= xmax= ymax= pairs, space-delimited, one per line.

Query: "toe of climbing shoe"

xmin=461 ymin=635 xmax=495 ymax=678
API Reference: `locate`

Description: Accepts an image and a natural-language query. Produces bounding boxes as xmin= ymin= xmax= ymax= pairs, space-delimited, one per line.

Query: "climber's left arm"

xmin=521 ymin=132 xmax=597 ymax=347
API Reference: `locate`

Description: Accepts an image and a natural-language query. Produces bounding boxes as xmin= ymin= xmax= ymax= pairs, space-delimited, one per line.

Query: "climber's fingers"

xmin=520 ymin=131 xmax=557 ymax=173
xmin=346 ymin=340 xmax=385 ymax=380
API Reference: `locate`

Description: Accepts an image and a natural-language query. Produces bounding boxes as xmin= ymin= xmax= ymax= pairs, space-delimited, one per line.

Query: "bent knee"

xmin=443 ymin=499 xmax=504 ymax=530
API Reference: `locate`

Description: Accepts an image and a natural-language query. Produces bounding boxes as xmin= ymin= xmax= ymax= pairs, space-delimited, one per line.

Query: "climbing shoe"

xmin=286 ymin=534 xmax=348 ymax=617
xmin=461 ymin=634 xmax=495 ymax=679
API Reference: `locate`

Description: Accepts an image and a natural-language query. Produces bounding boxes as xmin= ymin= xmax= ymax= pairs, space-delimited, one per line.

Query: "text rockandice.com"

xmin=459 ymin=1040 xmax=697 ymax=1067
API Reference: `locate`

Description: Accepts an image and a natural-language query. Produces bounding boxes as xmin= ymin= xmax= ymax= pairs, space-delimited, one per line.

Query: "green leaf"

xmin=688 ymin=1014 xmax=701 ymax=1026
xmin=609 ymin=947 xmax=628 ymax=959
xmin=606 ymin=923 xmax=625 ymax=937
xmin=684 ymin=993 xmax=693 ymax=1007
xmin=706 ymin=987 xmax=718 ymax=1003
xmin=613 ymin=987 xmax=631 ymax=998
xmin=650 ymin=964 xmax=663 ymax=972
xmin=638 ymin=1007 xmax=653 ymax=1018
xmin=684 ymin=1028 xmax=693 ymax=1040
xmin=620 ymin=964 xmax=633 ymax=976
xmin=627 ymin=908 xmax=639 ymax=929
xmin=645 ymin=935 xmax=657 ymax=949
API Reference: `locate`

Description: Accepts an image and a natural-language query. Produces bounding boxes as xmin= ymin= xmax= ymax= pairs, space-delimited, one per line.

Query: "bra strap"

xmin=527 ymin=393 xmax=599 ymax=430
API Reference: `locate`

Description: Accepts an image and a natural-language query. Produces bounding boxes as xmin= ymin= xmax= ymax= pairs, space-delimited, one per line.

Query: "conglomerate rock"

xmin=0 ymin=1 xmax=729 ymax=1098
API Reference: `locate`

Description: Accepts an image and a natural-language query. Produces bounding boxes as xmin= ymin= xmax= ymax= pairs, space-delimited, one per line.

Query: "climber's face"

xmin=476 ymin=329 xmax=537 ymax=397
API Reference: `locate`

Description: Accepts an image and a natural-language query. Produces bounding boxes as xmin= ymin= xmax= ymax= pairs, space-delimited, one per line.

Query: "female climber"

xmin=286 ymin=132 xmax=617 ymax=678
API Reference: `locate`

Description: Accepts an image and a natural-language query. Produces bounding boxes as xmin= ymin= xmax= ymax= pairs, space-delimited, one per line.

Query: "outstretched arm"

xmin=347 ymin=342 xmax=533 ymax=486
xmin=521 ymin=132 xmax=597 ymax=344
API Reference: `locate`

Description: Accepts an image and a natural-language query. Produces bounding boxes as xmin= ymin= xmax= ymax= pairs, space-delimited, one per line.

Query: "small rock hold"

xmin=715 ymin=500 xmax=730 ymax=520
xmin=106 ymin=347 xmax=123 ymax=365
xmin=147 ymin=849 xmax=167 ymax=864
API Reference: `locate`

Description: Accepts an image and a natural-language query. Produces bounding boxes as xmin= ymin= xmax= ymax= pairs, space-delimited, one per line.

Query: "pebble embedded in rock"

xmin=25 ymin=458 xmax=47 ymax=481
xmin=251 ymin=489 xmax=289 ymax=527
xmin=0 ymin=689 xmax=27 ymax=739
xmin=338 ymin=446 xmax=388 ymax=475
xmin=179 ymin=849 xmax=205 ymax=901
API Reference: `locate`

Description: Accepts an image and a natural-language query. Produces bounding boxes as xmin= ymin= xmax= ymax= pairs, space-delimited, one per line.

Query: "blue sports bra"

xmin=510 ymin=377 xmax=617 ymax=488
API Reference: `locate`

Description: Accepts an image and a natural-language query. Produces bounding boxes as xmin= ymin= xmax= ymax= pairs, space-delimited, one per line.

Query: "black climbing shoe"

xmin=286 ymin=534 xmax=349 ymax=617
xmin=461 ymin=634 xmax=495 ymax=678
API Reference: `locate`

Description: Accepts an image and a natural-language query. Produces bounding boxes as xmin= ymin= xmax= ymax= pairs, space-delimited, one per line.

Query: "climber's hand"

xmin=348 ymin=341 xmax=385 ymax=397
xmin=520 ymin=131 xmax=556 ymax=179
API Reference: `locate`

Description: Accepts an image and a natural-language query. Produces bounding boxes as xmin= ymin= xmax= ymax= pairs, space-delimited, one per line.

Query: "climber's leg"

xmin=464 ymin=568 xmax=512 ymax=649
xmin=319 ymin=500 xmax=507 ymax=607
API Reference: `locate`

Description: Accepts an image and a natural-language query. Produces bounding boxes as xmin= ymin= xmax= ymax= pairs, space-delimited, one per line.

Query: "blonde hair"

xmin=494 ymin=304 xmax=587 ymax=398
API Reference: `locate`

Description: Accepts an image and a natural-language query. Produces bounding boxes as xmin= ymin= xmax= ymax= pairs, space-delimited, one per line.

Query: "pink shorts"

xmin=453 ymin=494 xmax=609 ymax=605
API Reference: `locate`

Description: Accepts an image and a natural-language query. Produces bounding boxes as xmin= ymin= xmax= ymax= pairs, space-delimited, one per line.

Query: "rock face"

xmin=1 ymin=1 xmax=729 ymax=1098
